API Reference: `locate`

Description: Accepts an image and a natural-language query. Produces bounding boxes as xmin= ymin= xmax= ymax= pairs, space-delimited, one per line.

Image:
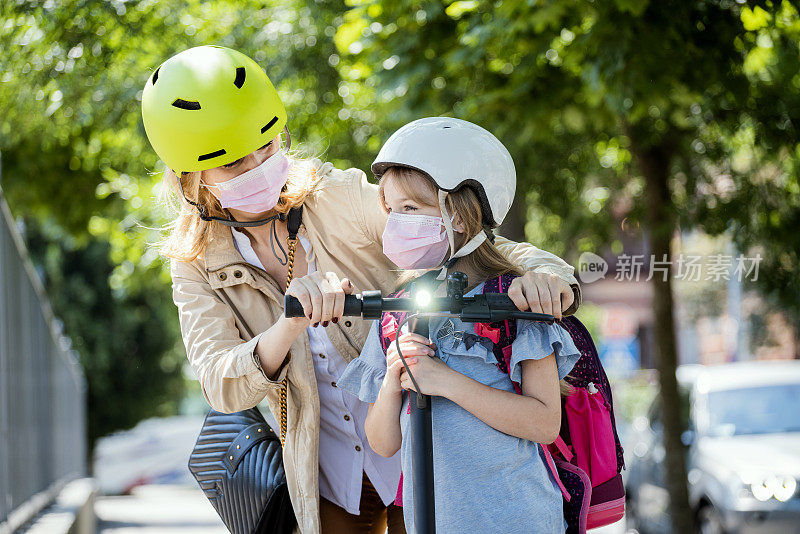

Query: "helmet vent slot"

xmin=234 ymin=67 xmax=246 ymax=88
xmin=151 ymin=67 xmax=160 ymax=85
xmin=261 ymin=116 xmax=279 ymax=134
xmin=198 ymin=149 xmax=227 ymax=162
xmin=172 ymin=98 xmax=201 ymax=110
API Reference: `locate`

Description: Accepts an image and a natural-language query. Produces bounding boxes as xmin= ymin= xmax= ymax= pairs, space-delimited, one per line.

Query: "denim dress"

xmin=337 ymin=282 xmax=581 ymax=534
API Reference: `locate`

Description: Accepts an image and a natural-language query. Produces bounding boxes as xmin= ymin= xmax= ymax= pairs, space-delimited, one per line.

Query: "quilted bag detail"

xmin=188 ymin=408 xmax=295 ymax=534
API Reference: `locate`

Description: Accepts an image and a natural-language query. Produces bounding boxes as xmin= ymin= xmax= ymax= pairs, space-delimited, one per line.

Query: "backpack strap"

xmin=480 ymin=274 xmax=521 ymax=394
xmin=551 ymin=436 xmax=573 ymax=462
xmin=479 ymin=274 xmax=570 ymax=501
xmin=544 ymin=448 xmax=571 ymax=502
xmin=378 ymin=288 xmax=407 ymax=355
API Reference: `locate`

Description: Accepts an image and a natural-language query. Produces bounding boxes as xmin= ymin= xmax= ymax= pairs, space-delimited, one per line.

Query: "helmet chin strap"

xmin=436 ymin=190 xmax=487 ymax=280
xmin=439 ymin=190 xmax=456 ymax=257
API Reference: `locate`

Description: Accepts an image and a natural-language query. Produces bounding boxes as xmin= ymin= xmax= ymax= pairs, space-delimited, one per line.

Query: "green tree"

xmin=2 ymin=6 xmax=798 ymax=529
xmin=336 ymin=0 xmax=800 ymax=530
xmin=21 ymin=217 xmax=186 ymax=445
xmin=0 ymin=0 xmax=366 ymax=446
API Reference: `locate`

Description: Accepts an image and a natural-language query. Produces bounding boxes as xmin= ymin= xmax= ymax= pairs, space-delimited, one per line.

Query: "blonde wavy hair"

xmin=157 ymin=148 xmax=321 ymax=263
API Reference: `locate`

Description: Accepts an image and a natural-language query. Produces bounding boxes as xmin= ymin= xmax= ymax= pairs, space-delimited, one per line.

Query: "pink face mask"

xmin=204 ymin=151 xmax=291 ymax=214
xmin=382 ymin=212 xmax=450 ymax=269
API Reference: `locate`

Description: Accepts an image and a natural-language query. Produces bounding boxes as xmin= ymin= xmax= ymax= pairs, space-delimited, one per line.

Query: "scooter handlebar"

xmin=284 ymin=294 xmax=365 ymax=318
xmin=284 ymin=291 xmax=557 ymax=324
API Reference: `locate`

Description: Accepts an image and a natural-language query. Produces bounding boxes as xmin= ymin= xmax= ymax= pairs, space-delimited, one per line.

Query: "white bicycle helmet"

xmin=373 ymin=117 xmax=517 ymax=273
xmin=371 ymin=116 xmax=516 ymax=228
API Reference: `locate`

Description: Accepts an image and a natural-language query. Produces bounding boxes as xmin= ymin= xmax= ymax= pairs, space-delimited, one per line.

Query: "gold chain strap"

xmin=278 ymin=236 xmax=298 ymax=446
xmin=285 ymin=237 xmax=297 ymax=290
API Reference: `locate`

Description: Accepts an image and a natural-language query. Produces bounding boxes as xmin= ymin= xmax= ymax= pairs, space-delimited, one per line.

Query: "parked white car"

xmin=93 ymin=415 xmax=206 ymax=495
xmin=626 ymin=361 xmax=800 ymax=534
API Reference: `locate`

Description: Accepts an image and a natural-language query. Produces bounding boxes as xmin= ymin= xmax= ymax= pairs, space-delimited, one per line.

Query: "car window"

xmin=706 ymin=383 xmax=800 ymax=436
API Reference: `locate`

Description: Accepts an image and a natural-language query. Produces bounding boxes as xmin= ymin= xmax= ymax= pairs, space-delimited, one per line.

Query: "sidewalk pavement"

xmin=96 ymin=484 xmax=226 ymax=533
xmin=96 ymin=483 xmax=629 ymax=533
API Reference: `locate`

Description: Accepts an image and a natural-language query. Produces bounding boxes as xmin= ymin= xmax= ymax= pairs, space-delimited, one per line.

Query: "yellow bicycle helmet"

xmin=142 ymin=45 xmax=287 ymax=173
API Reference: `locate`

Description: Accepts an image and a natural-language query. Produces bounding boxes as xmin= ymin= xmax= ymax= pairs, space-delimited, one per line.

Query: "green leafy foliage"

xmin=22 ymin=217 xmax=185 ymax=445
xmin=334 ymin=0 xmax=800 ymax=314
xmin=1 ymin=0 xmax=797 ymax=456
xmin=0 ymin=0 xmax=360 ymax=445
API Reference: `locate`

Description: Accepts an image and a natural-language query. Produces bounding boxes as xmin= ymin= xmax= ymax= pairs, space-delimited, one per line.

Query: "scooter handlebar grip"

xmin=284 ymin=294 xmax=364 ymax=318
xmin=284 ymin=295 xmax=306 ymax=318
xmin=343 ymin=295 xmax=363 ymax=316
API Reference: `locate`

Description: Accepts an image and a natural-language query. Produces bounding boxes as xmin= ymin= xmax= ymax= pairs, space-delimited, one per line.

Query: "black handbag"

xmin=189 ymin=408 xmax=296 ymax=534
xmin=188 ymin=208 xmax=303 ymax=534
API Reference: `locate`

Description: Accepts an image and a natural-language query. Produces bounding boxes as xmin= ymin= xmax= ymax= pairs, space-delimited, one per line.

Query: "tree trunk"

xmin=499 ymin=189 xmax=526 ymax=242
xmin=634 ymin=141 xmax=694 ymax=533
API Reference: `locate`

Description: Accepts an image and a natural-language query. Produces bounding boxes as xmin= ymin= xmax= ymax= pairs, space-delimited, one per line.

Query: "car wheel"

xmin=697 ymin=504 xmax=725 ymax=534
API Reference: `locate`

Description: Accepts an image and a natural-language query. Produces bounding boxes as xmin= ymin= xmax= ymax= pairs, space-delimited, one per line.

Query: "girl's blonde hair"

xmin=379 ymin=166 xmax=575 ymax=398
xmin=157 ymin=148 xmax=320 ymax=262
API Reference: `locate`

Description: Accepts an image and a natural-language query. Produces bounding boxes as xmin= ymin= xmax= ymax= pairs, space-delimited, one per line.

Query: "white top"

xmin=230 ymin=228 xmax=401 ymax=514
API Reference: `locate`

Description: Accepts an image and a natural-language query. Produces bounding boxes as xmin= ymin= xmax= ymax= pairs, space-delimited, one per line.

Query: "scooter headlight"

xmin=415 ymin=290 xmax=432 ymax=309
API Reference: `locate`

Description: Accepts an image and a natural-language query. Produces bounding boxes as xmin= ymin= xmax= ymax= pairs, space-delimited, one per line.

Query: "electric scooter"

xmin=284 ymin=272 xmax=555 ymax=534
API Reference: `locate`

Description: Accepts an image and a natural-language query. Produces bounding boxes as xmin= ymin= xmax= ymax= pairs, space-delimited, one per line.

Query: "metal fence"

xmin=0 ymin=185 xmax=87 ymax=530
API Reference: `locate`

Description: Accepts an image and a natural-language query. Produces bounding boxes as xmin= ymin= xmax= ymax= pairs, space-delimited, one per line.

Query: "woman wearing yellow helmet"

xmin=142 ymin=46 xmax=582 ymax=534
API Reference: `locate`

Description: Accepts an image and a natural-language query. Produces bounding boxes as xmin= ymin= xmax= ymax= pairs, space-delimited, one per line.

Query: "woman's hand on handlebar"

xmin=508 ymin=271 xmax=574 ymax=321
xmin=286 ymin=272 xmax=355 ymax=327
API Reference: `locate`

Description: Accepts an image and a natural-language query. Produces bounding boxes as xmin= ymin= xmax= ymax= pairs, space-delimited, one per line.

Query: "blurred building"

xmin=578 ymin=219 xmax=798 ymax=376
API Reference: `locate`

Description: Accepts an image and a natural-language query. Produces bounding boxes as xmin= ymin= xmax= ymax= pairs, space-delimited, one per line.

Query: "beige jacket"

xmin=170 ymin=162 xmax=581 ymax=534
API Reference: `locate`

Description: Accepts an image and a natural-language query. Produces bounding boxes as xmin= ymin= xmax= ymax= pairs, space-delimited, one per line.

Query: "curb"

xmin=20 ymin=478 xmax=97 ymax=534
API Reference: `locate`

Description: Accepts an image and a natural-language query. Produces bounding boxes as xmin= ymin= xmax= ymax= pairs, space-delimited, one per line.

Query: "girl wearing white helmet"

xmin=143 ymin=46 xmax=581 ymax=534
xmin=337 ymin=117 xmax=581 ymax=534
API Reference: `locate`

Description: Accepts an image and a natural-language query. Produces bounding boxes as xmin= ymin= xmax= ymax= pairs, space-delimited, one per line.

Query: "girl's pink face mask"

xmin=382 ymin=212 xmax=450 ymax=270
xmin=204 ymin=151 xmax=291 ymax=214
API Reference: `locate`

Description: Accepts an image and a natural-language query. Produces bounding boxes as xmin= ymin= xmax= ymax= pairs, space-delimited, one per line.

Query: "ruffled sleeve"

xmin=337 ymin=320 xmax=387 ymax=403
xmin=509 ymin=320 xmax=581 ymax=384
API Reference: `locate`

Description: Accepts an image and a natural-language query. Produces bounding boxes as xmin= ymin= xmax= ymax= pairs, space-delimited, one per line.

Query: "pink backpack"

xmin=378 ymin=274 xmax=626 ymax=533
xmin=480 ymin=274 xmax=626 ymax=533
